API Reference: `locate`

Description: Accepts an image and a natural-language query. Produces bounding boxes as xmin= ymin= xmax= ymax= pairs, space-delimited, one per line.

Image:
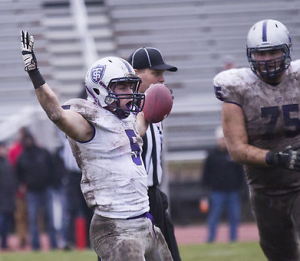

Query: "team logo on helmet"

xmin=91 ymin=65 xmax=106 ymax=84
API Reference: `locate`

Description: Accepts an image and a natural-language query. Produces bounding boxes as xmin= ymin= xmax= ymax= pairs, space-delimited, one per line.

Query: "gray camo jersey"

xmin=214 ymin=60 xmax=300 ymax=195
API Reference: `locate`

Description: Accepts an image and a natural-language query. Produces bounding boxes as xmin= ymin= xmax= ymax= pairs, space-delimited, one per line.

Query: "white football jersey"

xmin=214 ymin=60 xmax=300 ymax=195
xmin=63 ymin=98 xmax=149 ymax=219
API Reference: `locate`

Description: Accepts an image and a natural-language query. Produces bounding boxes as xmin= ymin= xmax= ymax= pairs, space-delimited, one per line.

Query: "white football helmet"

xmin=246 ymin=19 xmax=292 ymax=79
xmin=85 ymin=56 xmax=144 ymax=119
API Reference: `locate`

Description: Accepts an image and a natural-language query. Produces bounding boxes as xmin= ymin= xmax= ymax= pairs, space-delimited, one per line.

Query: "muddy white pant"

xmin=90 ymin=213 xmax=173 ymax=261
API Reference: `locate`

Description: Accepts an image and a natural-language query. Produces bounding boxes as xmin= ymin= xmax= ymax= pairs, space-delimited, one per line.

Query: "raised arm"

xmin=21 ymin=31 xmax=93 ymax=142
xmin=222 ymin=102 xmax=300 ymax=170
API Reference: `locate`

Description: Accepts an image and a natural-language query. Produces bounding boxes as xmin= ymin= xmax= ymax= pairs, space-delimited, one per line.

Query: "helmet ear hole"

xmin=93 ymin=88 xmax=100 ymax=95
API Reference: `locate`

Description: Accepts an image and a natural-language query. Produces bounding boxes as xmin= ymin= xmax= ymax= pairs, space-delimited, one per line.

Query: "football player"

xmin=214 ymin=19 xmax=300 ymax=261
xmin=20 ymin=31 xmax=173 ymax=261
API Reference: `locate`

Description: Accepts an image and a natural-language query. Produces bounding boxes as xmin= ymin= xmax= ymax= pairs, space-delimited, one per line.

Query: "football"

xmin=142 ymin=83 xmax=173 ymax=123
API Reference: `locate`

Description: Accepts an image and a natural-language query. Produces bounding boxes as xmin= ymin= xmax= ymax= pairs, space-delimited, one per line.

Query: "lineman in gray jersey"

xmin=214 ymin=20 xmax=300 ymax=261
xmin=20 ymin=31 xmax=173 ymax=261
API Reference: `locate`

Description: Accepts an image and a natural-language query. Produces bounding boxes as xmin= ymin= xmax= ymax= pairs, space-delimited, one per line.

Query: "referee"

xmin=128 ymin=47 xmax=181 ymax=261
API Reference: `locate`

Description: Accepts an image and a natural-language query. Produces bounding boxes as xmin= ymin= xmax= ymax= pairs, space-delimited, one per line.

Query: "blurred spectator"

xmin=49 ymin=144 xmax=68 ymax=249
xmin=222 ymin=55 xmax=236 ymax=71
xmin=199 ymin=126 xmax=245 ymax=242
xmin=77 ymin=82 xmax=87 ymax=99
xmin=8 ymin=127 xmax=29 ymax=248
xmin=0 ymin=141 xmax=17 ymax=250
xmin=8 ymin=127 xmax=29 ymax=166
xmin=16 ymin=132 xmax=57 ymax=251
xmin=56 ymin=129 xmax=92 ymax=250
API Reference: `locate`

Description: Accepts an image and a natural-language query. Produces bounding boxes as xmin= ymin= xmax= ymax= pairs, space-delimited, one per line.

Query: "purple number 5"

xmin=125 ymin=130 xmax=142 ymax=165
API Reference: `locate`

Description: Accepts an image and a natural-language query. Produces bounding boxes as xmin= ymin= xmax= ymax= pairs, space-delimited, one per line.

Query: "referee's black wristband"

xmin=28 ymin=69 xmax=45 ymax=89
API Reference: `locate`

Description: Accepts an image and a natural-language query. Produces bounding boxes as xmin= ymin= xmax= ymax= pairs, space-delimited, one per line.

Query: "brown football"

xmin=142 ymin=83 xmax=173 ymax=123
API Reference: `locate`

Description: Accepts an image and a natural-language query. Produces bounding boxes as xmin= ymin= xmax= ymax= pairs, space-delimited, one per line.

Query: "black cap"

xmin=128 ymin=47 xmax=177 ymax=72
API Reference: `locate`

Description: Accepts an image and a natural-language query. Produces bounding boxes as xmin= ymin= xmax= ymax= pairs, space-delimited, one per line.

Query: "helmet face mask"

xmin=106 ymin=76 xmax=145 ymax=119
xmin=247 ymin=46 xmax=290 ymax=79
xmin=246 ymin=19 xmax=292 ymax=80
xmin=85 ymin=57 xmax=145 ymax=119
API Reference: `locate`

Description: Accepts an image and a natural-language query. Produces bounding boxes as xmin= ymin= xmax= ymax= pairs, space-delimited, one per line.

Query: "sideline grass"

xmin=0 ymin=242 xmax=266 ymax=261
xmin=0 ymin=250 xmax=97 ymax=261
xmin=179 ymin=242 xmax=266 ymax=261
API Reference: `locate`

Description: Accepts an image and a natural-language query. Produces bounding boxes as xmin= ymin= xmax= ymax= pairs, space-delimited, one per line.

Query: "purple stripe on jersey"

xmin=75 ymin=123 xmax=96 ymax=144
xmin=262 ymin=20 xmax=268 ymax=42
xmin=62 ymin=105 xmax=71 ymax=110
xmin=225 ymin=101 xmax=242 ymax=108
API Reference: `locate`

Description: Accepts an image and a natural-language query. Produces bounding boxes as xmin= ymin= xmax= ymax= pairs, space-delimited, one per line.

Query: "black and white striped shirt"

xmin=142 ymin=122 xmax=163 ymax=187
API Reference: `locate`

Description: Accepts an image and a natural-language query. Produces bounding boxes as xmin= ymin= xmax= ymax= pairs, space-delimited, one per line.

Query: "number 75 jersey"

xmin=213 ymin=60 xmax=300 ymax=195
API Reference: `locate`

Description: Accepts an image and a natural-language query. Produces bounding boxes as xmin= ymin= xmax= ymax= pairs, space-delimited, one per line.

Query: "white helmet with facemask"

xmin=85 ymin=57 xmax=144 ymax=119
xmin=246 ymin=19 xmax=292 ymax=79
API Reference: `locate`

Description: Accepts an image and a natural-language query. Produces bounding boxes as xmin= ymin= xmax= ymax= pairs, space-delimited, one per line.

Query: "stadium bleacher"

xmin=0 ymin=0 xmax=300 ymax=159
xmin=0 ymin=0 xmax=299 ymax=222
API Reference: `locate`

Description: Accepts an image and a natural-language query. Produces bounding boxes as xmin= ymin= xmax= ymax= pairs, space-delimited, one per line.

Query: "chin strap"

xmin=111 ymin=107 xmax=130 ymax=119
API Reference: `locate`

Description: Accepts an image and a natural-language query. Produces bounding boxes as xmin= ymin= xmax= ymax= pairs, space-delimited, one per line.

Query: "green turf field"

xmin=0 ymin=242 xmax=266 ymax=261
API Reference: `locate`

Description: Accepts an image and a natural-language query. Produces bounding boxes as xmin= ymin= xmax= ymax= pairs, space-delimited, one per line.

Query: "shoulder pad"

xmin=213 ymin=68 xmax=255 ymax=106
xmin=63 ymin=98 xmax=102 ymax=122
xmin=289 ymin=60 xmax=300 ymax=79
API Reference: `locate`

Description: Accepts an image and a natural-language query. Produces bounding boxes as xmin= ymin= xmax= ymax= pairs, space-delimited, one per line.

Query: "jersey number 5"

xmin=125 ymin=130 xmax=142 ymax=165
xmin=261 ymin=104 xmax=300 ymax=139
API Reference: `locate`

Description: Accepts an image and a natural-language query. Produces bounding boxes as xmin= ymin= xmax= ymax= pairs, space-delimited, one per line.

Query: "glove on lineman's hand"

xmin=21 ymin=30 xmax=38 ymax=72
xmin=266 ymin=145 xmax=300 ymax=171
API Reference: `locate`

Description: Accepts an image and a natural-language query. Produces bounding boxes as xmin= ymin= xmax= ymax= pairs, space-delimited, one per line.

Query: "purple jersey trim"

xmin=224 ymin=100 xmax=242 ymax=108
xmin=75 ymin=123 xmax=96 ymax=144
xmin=62 ymin=105 xmax=71 ymax=110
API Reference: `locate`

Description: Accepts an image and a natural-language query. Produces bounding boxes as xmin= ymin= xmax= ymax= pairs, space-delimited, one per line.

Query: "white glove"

xmin=21 ymin=30 xmax=37 ymax=72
